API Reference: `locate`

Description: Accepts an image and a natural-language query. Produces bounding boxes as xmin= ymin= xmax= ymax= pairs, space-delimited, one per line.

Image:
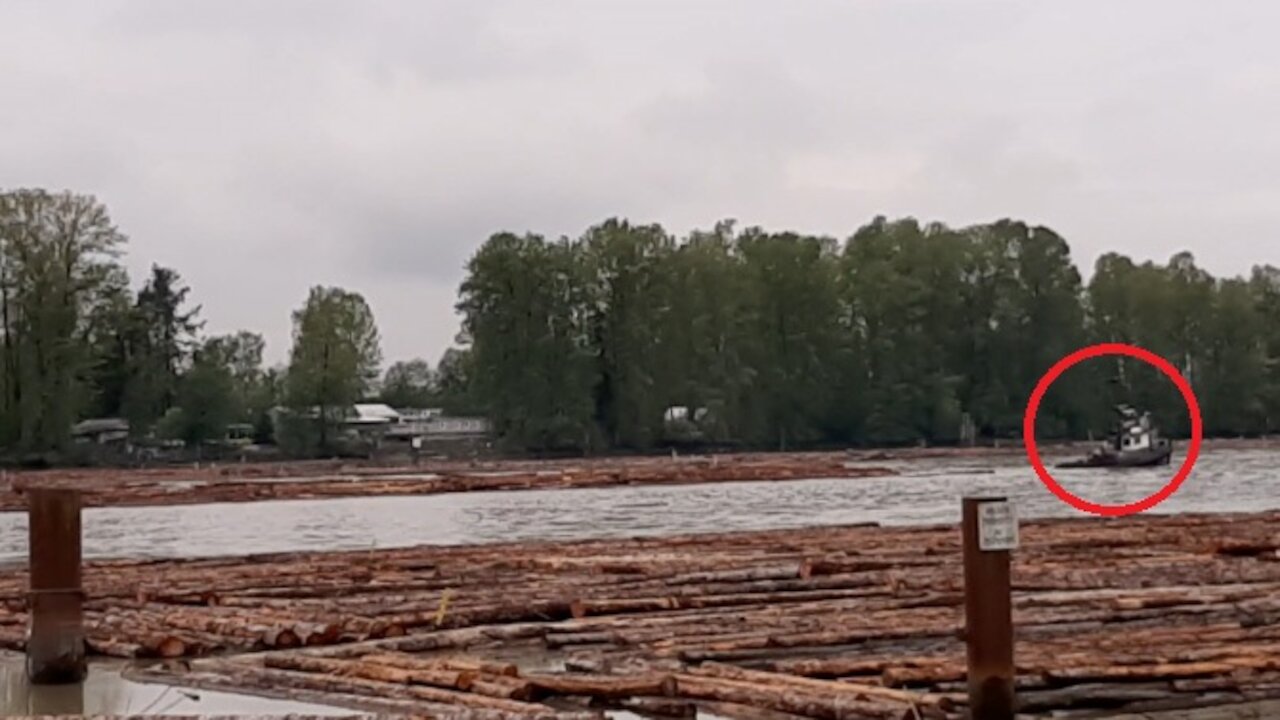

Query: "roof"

xmin=352 ymin=404 xmax=401 ymax=422
xmin=72 ymin=418 xmax=130 ymax=435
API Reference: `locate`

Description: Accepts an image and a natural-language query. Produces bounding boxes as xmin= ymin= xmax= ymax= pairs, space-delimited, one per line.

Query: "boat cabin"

xmin=1059 ymin=404 xmax=1172 ymax=468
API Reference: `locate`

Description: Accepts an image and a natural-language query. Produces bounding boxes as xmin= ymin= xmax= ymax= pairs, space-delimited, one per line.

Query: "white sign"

xmin=978 ymin=501 xmax=1019 ymax=551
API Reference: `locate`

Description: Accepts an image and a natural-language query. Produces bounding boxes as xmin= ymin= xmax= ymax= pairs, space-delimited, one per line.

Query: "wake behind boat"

xmin=1058 ymin=404 xmax=1173 ymax=469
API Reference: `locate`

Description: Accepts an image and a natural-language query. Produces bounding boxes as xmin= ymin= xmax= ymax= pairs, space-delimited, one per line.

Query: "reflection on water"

xmin=0 ymin=448 xmax=1273 ymax=562
xmin=0 ymin=657 xmax=353 ymax=715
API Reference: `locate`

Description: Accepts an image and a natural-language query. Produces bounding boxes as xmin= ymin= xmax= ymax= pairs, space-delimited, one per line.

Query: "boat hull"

xmin=1057 ymin=444 xmax=1173 ymax=469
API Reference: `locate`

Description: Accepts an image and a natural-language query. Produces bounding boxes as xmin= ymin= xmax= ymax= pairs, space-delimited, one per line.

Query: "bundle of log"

xmin=0 ymin=453 xmax=897 ymax=511
xmin=2 ymin=510 xmax=1277 ymax=716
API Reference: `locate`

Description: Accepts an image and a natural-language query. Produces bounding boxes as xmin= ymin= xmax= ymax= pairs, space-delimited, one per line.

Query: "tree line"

xmin=458 ymin=217 xmax=1280 ymax=452
xmin=0 ymin=188 xmax=466 ymax=462
xmin=5 ymin=187 xmax=1278 ymax=460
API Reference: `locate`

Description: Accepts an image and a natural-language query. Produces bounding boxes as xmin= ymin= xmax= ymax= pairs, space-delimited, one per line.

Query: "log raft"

xmin=0 ymin=452 xmax=898 ymax=511
xmin=0 ymin=509 xmax=1252 ymax=717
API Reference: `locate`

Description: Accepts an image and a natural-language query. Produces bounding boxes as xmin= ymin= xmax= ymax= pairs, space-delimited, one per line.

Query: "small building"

xmin=223 ymin=423 xmax=256 ymax=446
xmin=350 ymin=404 xmax=402 ymax=425
xmin=384 ymin=413 xmax=491 ymax=451
xmin=71 ymin=418 xmax=130 ymax=445
xmin=424 ymin=416 xmax=490 ymax=437
xmin=396 ymin=408 xmax=443 ymax=423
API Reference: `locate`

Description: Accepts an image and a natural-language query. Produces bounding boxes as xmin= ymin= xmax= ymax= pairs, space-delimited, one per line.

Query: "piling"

xmin=25 ymin=487 xmax=87 ymax=684
xmin=961 ymin=496 xmax=1016 ymax=719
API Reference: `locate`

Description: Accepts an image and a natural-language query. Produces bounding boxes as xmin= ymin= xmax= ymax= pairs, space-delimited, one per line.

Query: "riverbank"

xmin=3 ymin=510 xmax=1280 ymax=717
xmin=2 ymin=435 xmax=1270 ymax=512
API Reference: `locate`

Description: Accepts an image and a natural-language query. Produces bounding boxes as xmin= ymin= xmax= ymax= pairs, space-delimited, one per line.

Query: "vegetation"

xmin=284 ymin=286 xmax=383 ymax=454
xmin=3 ymin=186 xmax=1278 ymax=460
xmin=459 ymin=217 xmax=1280 ymax=452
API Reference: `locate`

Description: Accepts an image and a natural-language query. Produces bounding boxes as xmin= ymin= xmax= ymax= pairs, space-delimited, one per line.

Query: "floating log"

xmin=672 ymin=674 xmax=933 ymax=720
xmin=523 ymin=672 xmax=678 ymax=700
xmin=0 ymin=452 xmax=901 ymax=511
xmin=7 ymin=502 xmax=1280 ymax=717
xmin=688 ymin=663 xmax=958 ymax=712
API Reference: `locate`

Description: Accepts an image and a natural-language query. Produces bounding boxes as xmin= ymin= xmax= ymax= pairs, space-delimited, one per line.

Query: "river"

xmin=0 ymin=447 xmax=1271 ymax=562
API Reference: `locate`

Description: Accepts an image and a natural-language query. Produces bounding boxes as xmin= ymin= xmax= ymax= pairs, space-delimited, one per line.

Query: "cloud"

xmin=2 ymin=0 xmax=1279 ymax=366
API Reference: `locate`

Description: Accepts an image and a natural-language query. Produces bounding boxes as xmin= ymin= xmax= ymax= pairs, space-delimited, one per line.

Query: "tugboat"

xmin=1058 ymin=404 xmax=1173 ymax=468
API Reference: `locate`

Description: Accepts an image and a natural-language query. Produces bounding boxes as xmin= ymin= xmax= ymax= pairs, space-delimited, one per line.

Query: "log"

xmin=1103 ymin=700 xmax=1280 ymax=719
xmin=254 ymin=657 xmax=553 ymax=714
xmin=468 ymin=676 xmax=539 ymax=702
xmin=1046 ymin=662 xmax=1245 ymax=682
xmin=615 ymin=697 xmax=698 ymax=718
xmin=85 ymin=637 xmax=146 ymax=658
xmin=362 ymin=652 xmax=519 ymax=679
xmin=522 ymin=672 xmax=678 ymax=700
xmin=262 ymin=653 xmax=475 ymax=692
xmin=689 ymin=663 xmax=957 ymax=711
xmin=672 ymin=673 xmax=921 ymax=720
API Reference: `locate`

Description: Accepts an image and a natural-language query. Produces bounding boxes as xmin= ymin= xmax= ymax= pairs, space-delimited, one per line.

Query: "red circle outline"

xmin=1023 ymin=342 xmax=1202 ymax=517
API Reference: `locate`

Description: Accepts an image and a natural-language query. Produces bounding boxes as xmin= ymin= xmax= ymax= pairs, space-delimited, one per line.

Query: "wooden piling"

xmin=962 ymin=496 xmax=1016 ymax=719
xmin=25 ymin=487 xmax=86 ymax=684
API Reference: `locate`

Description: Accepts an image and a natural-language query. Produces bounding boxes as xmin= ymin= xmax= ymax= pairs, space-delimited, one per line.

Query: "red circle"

xmin=1023 ymin=342 xmax=1202 ymax=517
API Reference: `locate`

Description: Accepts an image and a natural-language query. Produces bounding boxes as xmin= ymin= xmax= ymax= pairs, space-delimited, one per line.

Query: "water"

xmin=0 ymin=448 xmax=1272 ymax=562
xmin=0 ymin=657 xmax=355 ymax=715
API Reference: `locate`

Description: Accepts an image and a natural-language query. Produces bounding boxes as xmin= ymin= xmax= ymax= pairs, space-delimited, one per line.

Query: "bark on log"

xmin=522 ymin=673 xmax=678 ymax=700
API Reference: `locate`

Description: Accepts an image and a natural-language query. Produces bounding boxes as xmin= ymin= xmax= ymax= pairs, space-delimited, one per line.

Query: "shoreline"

xmin=0 ymin=436 xmax=1269 ymax=512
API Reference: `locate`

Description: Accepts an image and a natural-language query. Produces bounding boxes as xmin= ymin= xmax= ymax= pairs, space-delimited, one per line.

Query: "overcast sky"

xmin=3 ymin=1 xmax=1278 ymax=367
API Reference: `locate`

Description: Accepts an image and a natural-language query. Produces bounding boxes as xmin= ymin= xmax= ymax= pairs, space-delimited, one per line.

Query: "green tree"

xmin=660 ymin=220 xmax=755 ymax=444
xmin=842 ymin=218 xmax=967 ymax=445
xmin=459 ymin=233 xmax=597 ymax=452
xmin=434 ymin=347 xmax=477 ymax=415
xmin=115 ymin=265 xmax=203 ymax=435
xmin=171 ymin=344 xmax=236 ymax=449
xmin=582 ymin=219 xmax=675 ymax=449
xmin=285 ymin=286 xmax=382 ymax=453
xmin=202 ymin=331 xmax=266 ymax=424
xmin=380 ymin=358 xmax=434 ymax=408
xmin=1249 ymin=265 xmax=1280 ymax=432
xmin=737 ymin=228 xmax=843 ymax=449
xmin=0 ymin=189 xmax=128 ymax=454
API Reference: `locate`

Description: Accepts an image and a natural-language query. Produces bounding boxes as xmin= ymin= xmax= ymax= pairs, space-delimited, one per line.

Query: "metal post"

xmin=962 ymin=496 xmax=1016 ymax=720
xmin=26 ymin=487 xmax=86 ymax=684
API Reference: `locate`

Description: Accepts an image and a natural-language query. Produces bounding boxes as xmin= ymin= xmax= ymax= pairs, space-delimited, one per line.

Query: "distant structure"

xmin=70 ymin=418 xmax=130 ymax=447
xmin=265 ymin=404 xmax=492 ymax=457
xmin=662 ymin=406 xmax=709 ymax=443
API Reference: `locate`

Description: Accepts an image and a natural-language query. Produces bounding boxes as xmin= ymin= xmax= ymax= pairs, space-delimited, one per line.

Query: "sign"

xmin=977 ymin=501 xmax=1019 ymax=551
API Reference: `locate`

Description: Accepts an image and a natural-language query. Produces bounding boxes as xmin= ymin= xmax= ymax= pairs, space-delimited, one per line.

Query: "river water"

xmin=0 ymin=447 xmax=1271 ymax=563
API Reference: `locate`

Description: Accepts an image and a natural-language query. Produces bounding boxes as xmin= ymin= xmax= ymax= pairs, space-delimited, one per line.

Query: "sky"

xmin=2 ymin=1 xmax=1279 ymax=368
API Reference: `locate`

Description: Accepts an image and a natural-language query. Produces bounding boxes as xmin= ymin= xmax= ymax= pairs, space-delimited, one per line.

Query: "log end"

xmin=150 ymin=635 xmax=188 ymax=659
xmin=264 ymin=627 xmax=301 ymax=649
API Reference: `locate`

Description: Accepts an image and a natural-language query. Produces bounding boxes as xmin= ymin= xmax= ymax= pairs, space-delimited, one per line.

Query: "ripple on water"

xmin=0 ymin=448 xmax=1273 ymax=561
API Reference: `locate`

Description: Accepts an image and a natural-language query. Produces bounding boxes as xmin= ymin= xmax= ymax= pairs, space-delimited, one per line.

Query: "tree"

xmin=248 ymin=365 xmax=285 ymax=444
xmin=738 ymin=228 xmax=842 ymax=449
xmin=581 ymin=219 xmax=676 ymax=449
xmin=0 ymin=189 xmax=128 ymax=454
xmin=202 ymin=331 xmax=265 ymax=420
xmin=285 ymin=286 xmax=382 ymax=453
xmin=841 ymin=218 xmax=967 ymax=445
xmin=120 ymin=265 xmax=202 ymax=434
xmin=380 ymin=359 xmax=434 ymax=408
xmin=660 ymin=220 xmax=755 ymax=444
xmin=459 ymin=232 xmax=598 ymax=452
xmin=434 ymin=347 xmax=477 ymax=415
xmin=171 ymin=345 xmax=236 ymax=449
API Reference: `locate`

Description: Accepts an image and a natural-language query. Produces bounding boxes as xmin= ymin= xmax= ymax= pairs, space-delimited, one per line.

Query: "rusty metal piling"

xmin=961 ymin=496 xmax=1017 ymax=719
xmin=25 ymin=487 xmax=86 ymax=684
